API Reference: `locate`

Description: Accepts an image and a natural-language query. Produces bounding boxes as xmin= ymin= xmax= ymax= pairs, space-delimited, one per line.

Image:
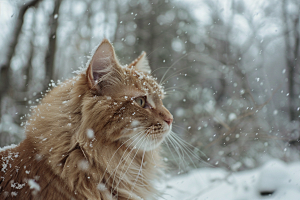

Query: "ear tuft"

xmin=128 ymin=52 xmax=151 ymax=74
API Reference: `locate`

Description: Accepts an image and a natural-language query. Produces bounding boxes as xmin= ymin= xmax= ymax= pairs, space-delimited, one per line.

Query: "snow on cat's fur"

xmin=0 ymin=39 xmax=173 ymax=200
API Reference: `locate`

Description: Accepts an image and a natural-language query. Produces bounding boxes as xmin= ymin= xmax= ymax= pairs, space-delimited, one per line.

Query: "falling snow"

xmin=1 ymin=0 xmax=300 ymax=199
xmin=28 ymin=179 xmax=40 ymax=192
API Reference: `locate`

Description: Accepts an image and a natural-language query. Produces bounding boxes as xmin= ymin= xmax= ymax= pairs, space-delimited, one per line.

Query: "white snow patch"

xmin=28 ymin=179 xmax=40 ymax=192
xmin=11 ymin=191 xmax=18 ymax=197
xmin=0 ymin=144 xmax=17 ymax=152
xmin=228 ymin=113 xmax=237 ymax=121
xmin=86 ymin=129 xmax=95 ymax=139
xmin=204 ymin=100 xmax=215 ymax=112
xmin=97 ymin=183 xmax=106 ymax=191
xmin=62 ymin=100 xmax=69 ymax=104
xmin=11 ymin=181 xmax=26 ymax=189
xmin=78 ymin=160 xmax=90 ymax=171
xmin=159 ymin=159 xmax=300 ymax=200
xmin=131 ymin=120 xmax=140 ymax=127
xmin=175 ymin=108 xmax=185 ymax=117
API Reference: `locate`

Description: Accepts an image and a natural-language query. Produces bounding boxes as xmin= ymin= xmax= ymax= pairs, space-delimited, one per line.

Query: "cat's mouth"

xmin=143 ymin=124 xmax=171 ymax=150
xmin=125 ymin=124 xmax=171 ymax=151
xmin=147 ymin=123 xmax=171 ymax=135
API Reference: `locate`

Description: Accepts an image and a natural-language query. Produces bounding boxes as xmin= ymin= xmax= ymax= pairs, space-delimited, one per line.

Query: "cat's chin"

xmin=140 ymin=136 xmax=165 ymax=151
xmin=128 ymin=125 xmax=171 ymax=152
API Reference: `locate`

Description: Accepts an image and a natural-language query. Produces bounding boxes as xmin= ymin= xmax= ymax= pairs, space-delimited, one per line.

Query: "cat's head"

xmin=80 ymin=39 xmax=173 ymax=151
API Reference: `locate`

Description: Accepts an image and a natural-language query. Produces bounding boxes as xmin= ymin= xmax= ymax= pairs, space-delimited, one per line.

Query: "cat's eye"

xmin=135 ymin=97 xmax=146 ymax=108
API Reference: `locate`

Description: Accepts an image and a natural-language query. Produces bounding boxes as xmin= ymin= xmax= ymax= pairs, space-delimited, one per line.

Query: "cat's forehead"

xmin=123 ymin=67 xmax=164 ymax=99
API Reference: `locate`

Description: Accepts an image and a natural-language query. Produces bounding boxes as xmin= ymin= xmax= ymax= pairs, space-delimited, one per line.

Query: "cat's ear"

xmin=86 ymin=39 xmax=120 ymax=90
xmin=128 ymin=51 xmax=151 ymax=74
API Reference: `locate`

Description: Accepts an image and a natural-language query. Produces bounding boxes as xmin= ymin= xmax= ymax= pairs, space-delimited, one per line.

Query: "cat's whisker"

xmin=166 ymin=136 xmax=187 ymax=169
xmin=148 ymin=136 xmax=156 ymax=165
xmin=162 ymin=92 xmax=178 ymax=98
xmin=163 ymin=139 xmax=181 ymax=170
xmin=167 ymin=134 xmax=193 ymax=170
xmin=170 ymin=130 xmax=209 ymax=160
xmin=169 ymin=133 xmax=199 ymax=159
xmin=114 ymin=136 xmax=147 ymax=193
xmin=104 ymin=131 xmax=145 ymax=188
xmin=164 ymin=86 xmax=189 ymax=92
xmin=151 ymin=67 xmax=172 ymax=75
xmin=164 ymin=84 xmax=191 ymax=94
xmin=110 ymin=133 xmax=145 ymax=188
xmin=159 ymin=54 xmax=188 ymax=85
xmin=169 ymin=131 xmax=214 ymax=168
xmin=163 ymin=89 xmax=187 ymax=98
xmin=170 ymin=136 xmax=190 ymax=168
xmin=100 ymin=131 xmax=143 ymax=183
xmin=160 ymin=66 xmax=192 ymax=86
xmin=168 ymin=133 xmax=197 ymax=168
xmin=147 ymin=46 xmax=162 ymax=57
xmin=116 ymin=136 xmax=146 ymax=183
xmin=128 ymin=143 xmax=146 ymax=200
xmin=111 ymin=132 xmax=147 ymax=186
xmin=148 ymin=134 xmax=158 ymax=166
xmin=172 ymin=124 xmax=195 ymax=133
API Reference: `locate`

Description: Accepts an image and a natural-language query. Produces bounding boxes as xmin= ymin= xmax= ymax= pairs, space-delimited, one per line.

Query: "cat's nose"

xmin=164 ymin=117 xmax=173 ymax=126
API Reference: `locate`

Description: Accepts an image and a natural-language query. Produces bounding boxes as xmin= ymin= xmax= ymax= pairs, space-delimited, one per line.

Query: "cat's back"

xmin=0 ymin=75 xmax=91 ymax=200
xmin=0 ymin=139 xmax=80 ymax=200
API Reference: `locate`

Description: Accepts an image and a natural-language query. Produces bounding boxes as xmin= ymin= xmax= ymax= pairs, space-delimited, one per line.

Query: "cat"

xmin=0 ymin=39 xmax=173 ymax=200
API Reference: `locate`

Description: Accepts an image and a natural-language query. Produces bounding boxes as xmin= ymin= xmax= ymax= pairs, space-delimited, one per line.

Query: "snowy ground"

xmin=159 ymin=160 xmax=300 ymax=200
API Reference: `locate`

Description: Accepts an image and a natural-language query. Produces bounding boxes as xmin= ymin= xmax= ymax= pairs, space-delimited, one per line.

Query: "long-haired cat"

xmin=0 ymin=39 xmax=173 ymax=200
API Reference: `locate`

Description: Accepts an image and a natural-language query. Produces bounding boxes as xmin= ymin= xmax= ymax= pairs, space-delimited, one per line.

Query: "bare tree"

xmin=282 ymin=0 xmax=300 ymax=122
xmin=45 ymin=0 xmax=62 ymax=88
xmin=0 ymin=0 xmax=40 ymax=118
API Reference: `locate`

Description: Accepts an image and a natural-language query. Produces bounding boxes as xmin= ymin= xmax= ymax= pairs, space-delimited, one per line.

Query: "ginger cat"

xmin=0 ymin=39 xmax=173 ymax=200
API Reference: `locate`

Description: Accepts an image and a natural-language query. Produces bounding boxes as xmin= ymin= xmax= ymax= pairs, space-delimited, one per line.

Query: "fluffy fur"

xmin=0 ymin=39 xmax=173 ymax=200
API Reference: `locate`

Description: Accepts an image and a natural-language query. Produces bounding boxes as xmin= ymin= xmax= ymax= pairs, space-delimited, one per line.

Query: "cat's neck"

xmin=24 ymin=75 xmax=86 ymax=174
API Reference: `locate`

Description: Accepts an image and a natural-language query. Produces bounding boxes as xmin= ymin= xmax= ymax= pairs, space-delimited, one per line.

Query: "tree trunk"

xmin=282 ymin=0 xmax=299 ymax=122
xmin=0 ymin=0 xmax=40 ymax=118
xmin=44 ymin=0 xmax=62 ymax=90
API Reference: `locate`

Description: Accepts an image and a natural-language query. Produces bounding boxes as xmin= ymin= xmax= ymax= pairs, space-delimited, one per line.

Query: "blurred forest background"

xmin=1 ymin=0 xmax=300 ymax=173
